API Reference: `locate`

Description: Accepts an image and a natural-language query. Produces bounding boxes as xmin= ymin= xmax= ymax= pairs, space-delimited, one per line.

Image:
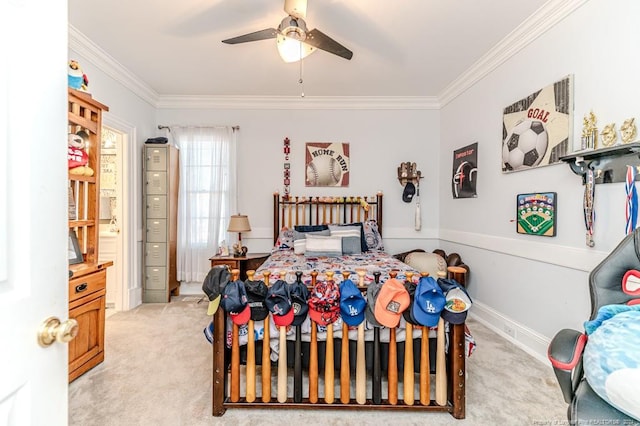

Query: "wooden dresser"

xmin=67 ymin=89 xmax=111 ymax=381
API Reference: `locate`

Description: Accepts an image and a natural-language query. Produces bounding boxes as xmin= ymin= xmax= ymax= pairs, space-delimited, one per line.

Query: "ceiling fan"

xmin=221 ymin=0 xmax=353 ymax=62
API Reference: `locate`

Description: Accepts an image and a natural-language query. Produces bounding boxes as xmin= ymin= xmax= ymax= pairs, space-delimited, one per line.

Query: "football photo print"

xmin=452 ymin=142 xmax=478 ymax=199
xmin=502 ymin=75 xmax=573 ymax=172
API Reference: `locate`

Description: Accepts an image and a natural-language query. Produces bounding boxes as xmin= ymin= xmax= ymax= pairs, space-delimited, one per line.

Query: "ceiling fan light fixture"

xmin=276 ymin=33 xmax=315 ymax=63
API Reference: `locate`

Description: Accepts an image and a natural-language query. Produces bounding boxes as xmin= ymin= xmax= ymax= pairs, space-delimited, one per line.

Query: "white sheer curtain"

xmin=172 ymin=126 xmax=237 ymax=283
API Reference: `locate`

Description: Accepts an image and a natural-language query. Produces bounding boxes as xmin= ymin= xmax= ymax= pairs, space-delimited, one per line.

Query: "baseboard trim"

xmin=469 ymin=301 xmax=551 ymax=365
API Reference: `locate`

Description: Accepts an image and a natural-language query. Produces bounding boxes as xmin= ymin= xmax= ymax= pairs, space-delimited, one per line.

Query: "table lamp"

xmin=227 ymin=214 xmax=251 ymax=257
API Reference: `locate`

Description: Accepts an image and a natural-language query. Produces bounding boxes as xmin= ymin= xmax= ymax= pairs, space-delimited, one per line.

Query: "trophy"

xmin=620 ymin=118 xmax=637 ymax=144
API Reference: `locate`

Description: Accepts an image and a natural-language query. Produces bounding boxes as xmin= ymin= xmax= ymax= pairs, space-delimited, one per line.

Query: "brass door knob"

xmin=37 ymin=317 xmax=79 ymax=347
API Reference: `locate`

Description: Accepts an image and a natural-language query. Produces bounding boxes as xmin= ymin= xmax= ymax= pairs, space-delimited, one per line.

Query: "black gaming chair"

xmin=548 ymin=229 xmax=640 ymax=423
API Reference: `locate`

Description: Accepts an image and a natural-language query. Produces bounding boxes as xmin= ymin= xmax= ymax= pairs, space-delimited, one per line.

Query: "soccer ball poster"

xmin=516 ymin=192 xmax=557 ymax=237
xmin=305 ymin=142 xmax=350 ymax=187
xmin=502 ymin=75 xmax=573 ymax=172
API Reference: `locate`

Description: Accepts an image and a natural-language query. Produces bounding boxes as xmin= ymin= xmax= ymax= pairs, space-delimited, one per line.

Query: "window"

xmin=172 ymin=126 xmax=237 ymax=282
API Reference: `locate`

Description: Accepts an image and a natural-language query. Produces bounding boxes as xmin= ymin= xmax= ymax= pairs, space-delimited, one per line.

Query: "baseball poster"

xmin=502 ymin=75 xmax=573 ymax=173
xmin=452 ymin=142 xmax=478 ymax=199
xmin=516 ymin=192 xmax=557 ymax=236
xmin=305 ymin=142 xmax=350 ymax=187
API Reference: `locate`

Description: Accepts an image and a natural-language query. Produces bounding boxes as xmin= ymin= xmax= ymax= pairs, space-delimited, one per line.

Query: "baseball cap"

xmin=402 ymin=182 xmax=416 ymax=203
xmin=413 ymin=276 xmax=446 ymax=327
xmin=374 ymin=278 xmax=410 ymax=328
xmin=202 ymin=266 xmax=230 ymax=315
xmin=438 ymin=279 xmax=472 ymax=324
xmin=307 ymin=280 xmax=341 ymax=326
xmin=265 ymin=280 xmax=294 ymax=327
xmin=402 ymin=280 xmax=420 ymax=325
xmin=245 ymin=279 xmax=269 ymax=321
xmin=365 ymin=277 xmax=384 ymax=327
xmin=220 ymin=279 xmax=251 ymax=325
xmin=339 ymin=278 xmax=367 ymax=326
xmin=289 ymin=280 xmax=309 ymax=326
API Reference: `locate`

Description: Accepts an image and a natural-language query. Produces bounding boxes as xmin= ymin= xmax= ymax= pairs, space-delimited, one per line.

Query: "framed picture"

xmin=68 ymin=230 xmax=83 ymax=264
xmin=502 ymin=75 xmax=573 ymax=172
xmin=516 ymin=192 xmax=557 ymax=237
xmin=305 ymin=142 xmax=350 ymax=187
xmin=452 ymin=142 xmax=478 ymax=199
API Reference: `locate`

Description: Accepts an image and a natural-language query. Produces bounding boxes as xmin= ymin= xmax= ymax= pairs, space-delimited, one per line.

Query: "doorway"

xmin=99 ymin=116 xmax=140 ymax=311
xmin=99 ymin=126 xmax=123 ymax=312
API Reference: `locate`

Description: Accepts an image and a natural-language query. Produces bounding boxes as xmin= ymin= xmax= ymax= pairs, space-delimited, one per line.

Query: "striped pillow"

xmin=304 ymin=235 xmax=343 ymax=257
xmin=328 ymin=225 xmax=362 ymax=255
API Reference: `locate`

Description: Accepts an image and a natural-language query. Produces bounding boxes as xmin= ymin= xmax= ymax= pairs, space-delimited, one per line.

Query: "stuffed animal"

xmin=68 ymin=130 xmax=94 ymax=176
xmin=68 ymin=60 xmax=89 ymax=92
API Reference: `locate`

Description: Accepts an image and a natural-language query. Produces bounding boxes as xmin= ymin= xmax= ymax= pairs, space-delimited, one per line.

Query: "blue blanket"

xmin=583 ymin=304 xmax=640 ymax=421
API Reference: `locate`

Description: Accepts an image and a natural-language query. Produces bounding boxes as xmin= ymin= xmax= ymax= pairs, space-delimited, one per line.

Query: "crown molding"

xmin=155 ymin=95 xmax=439 ymax=110
xmin=437 ymin=0 xmax=590 ymax=107
xmin=68 ymin=25 xmax=159 ymax=107
xmin=69 ymin=0 xmax=588 ymax=110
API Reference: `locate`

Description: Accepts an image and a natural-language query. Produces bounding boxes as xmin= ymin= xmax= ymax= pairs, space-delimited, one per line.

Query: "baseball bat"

xmin=293 ymin=271 xmax=303 ymax=403
xmin=230 ymin=269 xmax=241 ymax=403
xmin=246 ymin=270 xmax=256 ymax=403
xmin=278 ymin=324 xmax=287 ymax=402
xmin=325 ymin=322 xmax=335 ymax=404
xmin=372 ymin=271 xmax=382 ymax=405
xmin=387 ymin=270 xmax=398 ymax=405
xmin=246 ymin=319 xmax=256 ymax=402
xmin=325 ymin=271 xmax=335 ymax=404
xmin=340 ymin=271 xmax=351 ymax=404
xmin=355 ymin=322 xmax=366 ymax=404
xmin=230 ymin=322 xmax=240 ymax=402
xmin=388 ymin=327 xmax=398 ymax=405
xmin=435 ymin=317 xmax=447 ymax=406
xmin=372 ymin=327 xmax=382 ymax=404
xmin=309 ymin=271 xmax=319 ymax=403
xmin=262 ymin=270 xmax=271 ymax=403
xmin=404 ymin=322 xmax=414 ymax=405
xmin=340 ymin=321 xmax=350 ymax=404
xmin=420 ymin=325 xmax=430 ymax=405
xmin=277 ymin=270 xmax=287 ymax=403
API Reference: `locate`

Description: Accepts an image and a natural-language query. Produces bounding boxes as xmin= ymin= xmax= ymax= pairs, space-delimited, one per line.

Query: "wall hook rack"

xmin=397 ymin=161 xmax=423 ymax=186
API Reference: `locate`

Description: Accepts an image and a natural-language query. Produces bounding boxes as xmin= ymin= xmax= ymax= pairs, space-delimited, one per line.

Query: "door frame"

xmin=103 ymin=115 xmax=140 ymax=310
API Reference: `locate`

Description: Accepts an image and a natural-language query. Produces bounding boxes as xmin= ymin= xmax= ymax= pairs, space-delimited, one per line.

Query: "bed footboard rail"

xmin=211 ymin=266 xmax=466 ymax=418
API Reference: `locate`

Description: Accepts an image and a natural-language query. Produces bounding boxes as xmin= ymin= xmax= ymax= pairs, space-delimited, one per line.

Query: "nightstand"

xmin=209 ymin=253 xmax=270 ymax=280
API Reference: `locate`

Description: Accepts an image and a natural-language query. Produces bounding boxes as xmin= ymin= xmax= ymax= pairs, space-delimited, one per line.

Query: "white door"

xmin=0 ymin=1 xmax=70 ymax=425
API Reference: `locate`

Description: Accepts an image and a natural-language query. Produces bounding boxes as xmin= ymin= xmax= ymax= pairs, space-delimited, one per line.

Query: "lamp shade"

xmin=227 ymin=215 xmax=251 ymax=233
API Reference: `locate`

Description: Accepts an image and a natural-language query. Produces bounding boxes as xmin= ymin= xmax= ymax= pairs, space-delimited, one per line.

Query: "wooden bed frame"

xmin=211 ymin=193 xmax=466 ymax=418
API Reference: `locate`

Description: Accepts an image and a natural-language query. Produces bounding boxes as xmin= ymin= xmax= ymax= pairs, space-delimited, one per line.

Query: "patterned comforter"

xmin=254 ymin=249 xmax=419 ymax=285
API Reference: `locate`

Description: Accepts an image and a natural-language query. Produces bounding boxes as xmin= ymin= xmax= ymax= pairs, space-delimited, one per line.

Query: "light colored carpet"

xmin=69 ymin=296 xmax=568 ymax=425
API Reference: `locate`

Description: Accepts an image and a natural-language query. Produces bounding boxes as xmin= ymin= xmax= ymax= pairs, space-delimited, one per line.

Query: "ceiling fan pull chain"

xmin=299 ymin=48 xmax=305 ymax=97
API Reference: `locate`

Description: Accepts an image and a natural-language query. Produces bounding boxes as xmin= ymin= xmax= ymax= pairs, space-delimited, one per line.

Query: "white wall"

xmin=439 ymin=0 xmax=640 ymax=359
xmin=155 ymin=106 xmax=441 ymax=255
xmin=68 ymin=46 xmax=158 ymax=306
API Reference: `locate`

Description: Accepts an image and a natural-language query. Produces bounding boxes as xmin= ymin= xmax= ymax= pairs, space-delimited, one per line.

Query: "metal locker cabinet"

xmin=142 ymin=144 xmax=179 ymax=302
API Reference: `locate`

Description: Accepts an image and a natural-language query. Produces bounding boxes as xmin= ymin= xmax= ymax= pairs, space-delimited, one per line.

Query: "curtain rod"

xmin=157 ymin=125 xmax=240 ymax=132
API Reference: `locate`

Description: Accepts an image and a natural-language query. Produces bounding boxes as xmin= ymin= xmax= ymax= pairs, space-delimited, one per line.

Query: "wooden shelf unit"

xmin=67 ymin=88 xmax=111 ymax=382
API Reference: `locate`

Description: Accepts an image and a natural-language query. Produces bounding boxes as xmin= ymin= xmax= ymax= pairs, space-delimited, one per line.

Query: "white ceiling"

xmin=68 ymin=0 xmax=548 ymax=98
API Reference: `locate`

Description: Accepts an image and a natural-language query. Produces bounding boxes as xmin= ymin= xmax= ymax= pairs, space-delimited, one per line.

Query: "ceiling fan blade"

xmin=222 ymin=28 xmax=278 ymax=44
xmin=305 ymin=29 xmax=353 ymax=60
xmin=284 ymin=0 xmax=307 ymax=19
